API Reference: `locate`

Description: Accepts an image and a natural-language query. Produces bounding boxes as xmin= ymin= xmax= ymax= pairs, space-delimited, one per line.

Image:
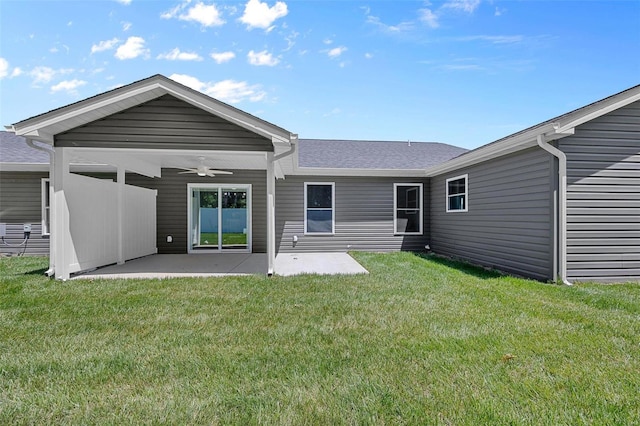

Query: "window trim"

xmin=41 ymin=178 xmax=50 ymax=236
xmin=393 ymin=183 xmax=424 ymax=235
xmin=304 ymin=182 xmax=335 ymax=235
xmin=446 ymin=174 xmax=468 ymax=213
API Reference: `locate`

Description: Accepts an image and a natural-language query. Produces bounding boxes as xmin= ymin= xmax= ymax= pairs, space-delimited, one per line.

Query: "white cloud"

xmin=364 ymin=53 xmax=373 ymax=59
xmin=50 ymin=79 xmax=87 ymax=95
xmin=116 ymin=0 xmax=132 ymax=5
xmin=0 ymin=58 xmax=8 ymax=79
xmin=122 ymin=21 xmax=132 ymax=31
xmin=115 ymin=36 xmax=148 ymax=60
xmin=323 ymin=107 xmax=341 ymax=117
xmin=419 ymin=8 xmax=439 ymax=28
xmin=327 ymin=46 xmax=347 ymax=58
xmin=11 ymin=67 xmax=23 ymax=77
xmin=443 ymin=0 xmax=481 ymax=13
xmin=29 ymin=66 xmax=73 ymax=85
xmin=161 ymin=1 xmax=225 ymax=27
xmin=210 ymin=51 xmax=236 ymax=64
xmin=323 ymin=38 xmax=333 ymax=45
xmin=240 ymin=0 xmax=288 ymax=31
xmin=91 ymin=38 xmax=120 ymax=54
xmin=169 ymin=74 xmax=267 ymax=103
xmin=247 ymin=50 xmax=279 ymax=66
xmin=366 ymin=14 xmax=414 ymax=34
xmin=157 ymin=48 xmax=203 ymax=61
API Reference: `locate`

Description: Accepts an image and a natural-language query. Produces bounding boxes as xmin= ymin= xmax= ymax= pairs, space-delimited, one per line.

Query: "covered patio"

xmin=10 ymin=75 xmax=297 ymax=280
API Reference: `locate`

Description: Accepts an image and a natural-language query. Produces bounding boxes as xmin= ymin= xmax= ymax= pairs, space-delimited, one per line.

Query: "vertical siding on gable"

xmin=275 ymin=176 xmax=430 ymax=253
xmin=127 ymin=169 xmax=267 ymax=254
xmin=430 ymin=147 xmax=555 ymax=281
xmin=0 ymin=172 xmax=50 ymax=256
xmin=560 ymin=100 xmax=640 ymax=283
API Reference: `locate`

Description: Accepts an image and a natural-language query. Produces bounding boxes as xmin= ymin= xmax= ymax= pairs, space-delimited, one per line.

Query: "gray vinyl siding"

xmin=127 ymin=169 xmax=267 ymax=254
xmin=275 ymin=176 xmax=429 ymax=253
xmin=560 ymin=100 xmax=640 ymax=283
xmin=0 ymin=172 xmax=49 ymax=256
xmin=430 ymin=147 xmax=555 ymax=281
xmin=55 ymin=95 xmax=273 ymax=152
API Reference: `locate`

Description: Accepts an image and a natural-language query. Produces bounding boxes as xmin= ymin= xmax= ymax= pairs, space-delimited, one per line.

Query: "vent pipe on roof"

xmin=536 ymin=134 xmax=572 ymax=286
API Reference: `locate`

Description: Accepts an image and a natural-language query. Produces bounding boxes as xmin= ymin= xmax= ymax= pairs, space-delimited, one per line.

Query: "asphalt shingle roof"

xmin=0 ymin=132 xmax=469 ymax=171
xmin=297 ymin=139 xmax=468 ymax=169
xmin=0 ymin=131 xmax=50 ymax=163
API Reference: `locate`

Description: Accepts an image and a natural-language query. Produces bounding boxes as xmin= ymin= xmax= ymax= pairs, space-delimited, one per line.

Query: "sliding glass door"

xmin=188 ymin=184 xmax=251 ymax=252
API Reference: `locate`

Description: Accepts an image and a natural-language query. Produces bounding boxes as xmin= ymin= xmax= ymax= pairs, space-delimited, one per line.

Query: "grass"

xmin=1 ymin=253 xmax=639 ymax=425
xmin=199 ymin=232 xmax=247 ymax=246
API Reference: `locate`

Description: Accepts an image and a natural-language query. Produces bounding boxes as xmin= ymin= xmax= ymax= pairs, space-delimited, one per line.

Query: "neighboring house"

xmin=1 ymin=74 xmax=639 ymax=283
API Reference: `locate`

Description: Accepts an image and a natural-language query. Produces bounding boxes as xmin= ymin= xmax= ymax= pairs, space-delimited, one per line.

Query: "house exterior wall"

xmin=430 ymin=147 xmax=556 ymax=281
xmin=275 ymin=176 xmax=430 ymax=253
xmin=127 ymin=169 xmax=267 ymax=254
xmin=560 ymin=100 xmax=640 ymax=283
xmin=0 ymin=171 xmax=49 ymax=256
xmin=54 ymin=95 xmax=273 ymax=152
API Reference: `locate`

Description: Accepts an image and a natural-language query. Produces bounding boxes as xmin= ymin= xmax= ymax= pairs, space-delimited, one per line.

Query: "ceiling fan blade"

xmin=207 ymin=170 xmax=233 ymax=175
xmin=178 ymin=170 xmax=197 ymax=174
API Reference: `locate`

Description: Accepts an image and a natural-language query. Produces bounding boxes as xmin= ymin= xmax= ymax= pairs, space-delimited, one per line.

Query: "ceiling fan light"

xmin=197 ymin=171 xmax=206 ymax=177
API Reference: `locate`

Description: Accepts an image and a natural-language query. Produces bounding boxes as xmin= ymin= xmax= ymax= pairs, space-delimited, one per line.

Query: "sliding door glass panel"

xmin=221 ymin=189 xmax=248 ymax=250
xmin=198 ymin=190 xmax=219 ymax=247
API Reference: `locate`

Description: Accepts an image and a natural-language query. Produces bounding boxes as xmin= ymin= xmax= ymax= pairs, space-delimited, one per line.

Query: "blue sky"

xmin=1 ymin=0 xmax=638 ymax=149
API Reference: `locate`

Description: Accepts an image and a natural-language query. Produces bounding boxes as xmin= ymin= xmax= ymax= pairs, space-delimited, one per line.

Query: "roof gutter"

xmin=536 ymin=134 xmax=572 ymax=286
xmin=25 ymin=138 xmax=56 ymax=278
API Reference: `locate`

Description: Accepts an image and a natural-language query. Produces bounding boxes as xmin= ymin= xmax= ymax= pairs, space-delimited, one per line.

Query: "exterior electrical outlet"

xmin=0 ymin=223 xmax=6 ymax=237
xmin=23 ymin=224 xmax=32 ymax=233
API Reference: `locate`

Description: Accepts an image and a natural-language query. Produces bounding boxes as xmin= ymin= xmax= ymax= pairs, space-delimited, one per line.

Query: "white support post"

xmin=48 ymin=151 xmax=56 ymax=275
xmin=266 ymin=152 xmax=276 ymax=275
xmin=117 ymin=167 xmax=125 ymax=265
xmin=53 ymin=147 xmax=70 ymax=280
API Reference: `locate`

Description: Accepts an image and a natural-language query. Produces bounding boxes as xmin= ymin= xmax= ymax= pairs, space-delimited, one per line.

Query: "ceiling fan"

xmin=177 ymin=157 xmax=233 ymax=177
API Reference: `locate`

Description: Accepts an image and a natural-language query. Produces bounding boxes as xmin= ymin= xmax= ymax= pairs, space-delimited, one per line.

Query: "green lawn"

xmin=1 ymin=253 xmax=639 ymax=425
xmin=199 ymin=232 xmax=247 ymax=246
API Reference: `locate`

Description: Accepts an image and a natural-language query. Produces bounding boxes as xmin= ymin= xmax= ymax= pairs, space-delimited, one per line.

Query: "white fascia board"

xmin=0 ymin=162 xmax=50 ymax=172
xmin=13 ymin=83 xmax=166 ymax=138
xmin=0 ymin=162 xmax=115 ymax=173
xmin=424 ymin=123 xmax=559 ymax=177
xmin=554 ymin=91 xmax=640 ymax=134
xmin=290 ymin=167 xmax=428 ymax=178
xmin=161 ymin=84 xmax=293 ymax=144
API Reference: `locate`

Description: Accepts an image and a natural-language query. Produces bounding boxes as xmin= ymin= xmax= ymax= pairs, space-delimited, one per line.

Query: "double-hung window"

xmin=304 ymin=182 xmax=335 ymax=234
xmin=446 ymin=174 xmax=468 ymax=212
xmin=41 ymin=178 xmax=50 ymax=236
xmin=394 ymin=183 xmax=423 ymax=234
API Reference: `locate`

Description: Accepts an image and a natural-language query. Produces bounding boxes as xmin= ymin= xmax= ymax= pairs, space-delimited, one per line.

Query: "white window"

xmin=394 ymin=183 xmax=423 ymax=235
xmin=41 ymin=178 xmax=50 ymax=236
xmin=446 ymin=174 xmax=468 ymax=212
xmin=304 ymin=182 xmax=335 ymax=234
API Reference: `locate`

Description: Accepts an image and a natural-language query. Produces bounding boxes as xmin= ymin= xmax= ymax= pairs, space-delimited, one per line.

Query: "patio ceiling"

xmin=67 ymin=147 xmax=274 ymax=178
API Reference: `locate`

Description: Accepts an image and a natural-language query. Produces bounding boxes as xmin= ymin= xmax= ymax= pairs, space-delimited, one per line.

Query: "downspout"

xmin=536 ymin=134 xmax=572 ymax=286
xmin=273 ymin=136 xmax=297 ymax=162
xmin=25 ymin=138 xmax=56 ymax=277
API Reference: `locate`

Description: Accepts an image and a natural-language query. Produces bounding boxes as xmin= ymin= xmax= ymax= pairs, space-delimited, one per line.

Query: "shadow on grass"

xmin=23 ymin=267 xmax=49 ymax=277
xmin=412 ymin=252 xmax=504 ymax=280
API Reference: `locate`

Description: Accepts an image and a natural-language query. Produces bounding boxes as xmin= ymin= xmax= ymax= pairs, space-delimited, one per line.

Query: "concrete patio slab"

xmin=71 ymin=252 xmax=368 ymax=279
xmin=73 ymin=253 xmax=267 ymax=279
xmin=274 ymin=252 xmax=368 ymax=276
